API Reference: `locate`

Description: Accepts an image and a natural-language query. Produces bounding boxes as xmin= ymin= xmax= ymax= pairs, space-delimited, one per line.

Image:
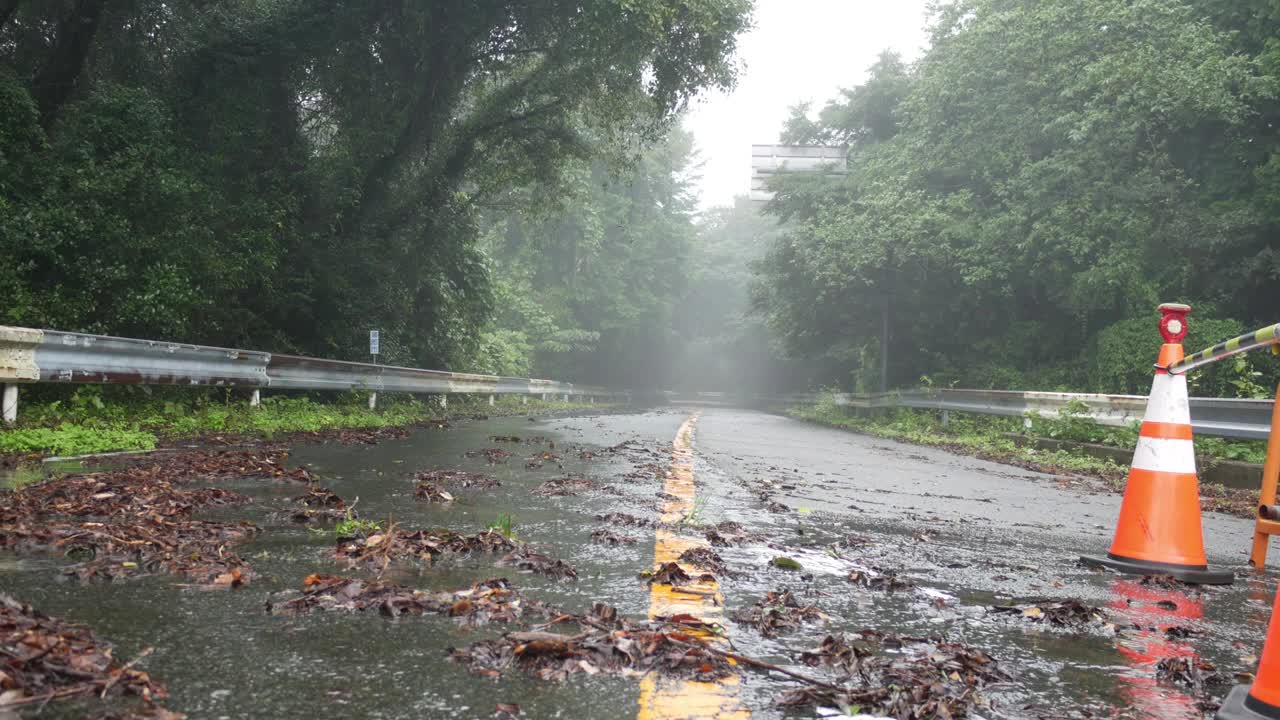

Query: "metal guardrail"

xmin=745 ymin=389 xmax=1275 ymax=441
xmin=0 ymin=325 xmax=624 ymax=423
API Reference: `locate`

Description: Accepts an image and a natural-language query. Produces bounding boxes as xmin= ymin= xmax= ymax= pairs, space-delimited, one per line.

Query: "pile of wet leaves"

xmin=731 ymin=590 xmax=828 ymax=638
xmin=498 ymin=548 xmax=579 ymax=580
xmin=287 ymin=486 xmax=348 ymax=523
xmin=335 ymin=525 xmax=518 ymax=569
xmin=782 ymin=630 xmax=1008 ymax=719
xmin=677 ymin=547 xmax=727 ymax=575
xmin=0 ymin=449 xmax=307 ymax=584
xmin=490 ymin=435 xmax=549 ymax=445
xmin=465 ymin=448 xmax=512 ymax=464
xmin=589 ymin=529 xmax=636 ymax=546
xmin=1138 ymin=574 xmax=1192 ymax=590
xmin=533 ymin=475 xmax=597 ymax=497
xmin=593 ymin=512 xmax=653 ymax=528
xmin=292 ymin=426 xmax=411 ymax=445
xmin=449 ymin=603 xmax=735 ymax=683
xmin=524 ymin=451 xmax=562 ymax=470
xmin=414 ymin=484 xmax=454 ymax=503
xmin=0 ymin=594 xmax=175 ymax=716
xmin=848 ymin=568 xmax=915 ymax=592
xmin=699 ymin=521 xmax=764 ymax=547
xmin=990 ymin=599 xmax=1114 ymax=631
xmin=642 ymin=561 xmax=715 ymax=587
xmin=1155 ymin=656 xmax=1232 ymax=697
xmin=416 ymin=468 xmax=499 ymax=487
xmin=267 ymin=575 xmax=557 ymax=626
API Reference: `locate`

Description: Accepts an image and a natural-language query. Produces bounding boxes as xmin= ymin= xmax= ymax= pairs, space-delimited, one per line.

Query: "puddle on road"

xmin=1 ymin=408 xmax=1271 ymax=719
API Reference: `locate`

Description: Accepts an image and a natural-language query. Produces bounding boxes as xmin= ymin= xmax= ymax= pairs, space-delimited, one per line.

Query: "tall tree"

xmin=753 ymin=0 xmax=1270 ymax=393
xmin=0 ymin=0 xmax=751 ymax=372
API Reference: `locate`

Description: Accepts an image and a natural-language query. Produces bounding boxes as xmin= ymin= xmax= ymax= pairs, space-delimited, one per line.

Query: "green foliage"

xmin=1028 ymin=400 xmax=1139 ymax=448
xmin=791 ymin=396 xmax=1126 ymax=477
xmin=0 ymin=425 xmax=157 ymax=456
xmin=0 ymin=0 xmax=750 ymax=372
xmin=486 ymin=513 xmax=517 ymax=540
xmin=752 ymin=0 xmax=1280 ymax=397
xmin=478 ymin=130 xmax=702 ymax=387
xmin=793 ymin=394 xmax=1268 ymax=470
xmin=1094 ymin=316 xmax=1246 ymax=395
xmin=334 ymin=511 xmax=382 ymax=540
xmin=1 ymin=387 xmax=611 ymax=457
xmin=3 ymin=465 xmax=48 ymax=490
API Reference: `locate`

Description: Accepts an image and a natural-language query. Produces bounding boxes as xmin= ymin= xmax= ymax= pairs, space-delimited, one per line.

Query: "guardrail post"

xmin=488 ymin=394 xmax=495 ymax=406
xmin=250 ymin=389 xmax=261 ymax=408
xmin=521 ymin=396 xmax=528 ymax=406
xmin=2 ymin=384 xmax=16 ymax=425
xmin=368 ymin=392 xmax=378 ymax=410
xmin=541 ymin=393 xmax=548 ymax=401
xmin=941 ymin=409 xmax=950 ymax=428
xmin=562 ymin=393 xmax=569 ymax=402
xmin=439 ymin=394 xmax=448 ymax=410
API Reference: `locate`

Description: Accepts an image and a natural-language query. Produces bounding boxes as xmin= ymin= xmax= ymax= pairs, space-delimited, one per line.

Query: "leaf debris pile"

xmin=449 ymin=603 xmax=735 ymax=683
xmin=293 ymin=427 xmax=410 ymax=445
xmin=0 ymin=594 xmax=175 ymax=716
xmin=0 ymin=450 xmax=294 ymax=585
xmin=731 ymin=590 xmax=828 ymax=638
xmin=335 ymin=526 xmax=518 ymax=569
xmin=1137 ymin=574 xmax=1193 ymax=590
xmin=643 ymin=561 xmax=715 ymax=586
xmin=287 ymin=486 xmax=348 ymax=523
xmin=848 ymin=568 xmax=915 ymax=592
xmin=533 ymin=475 xmax=597 ymax=497
xmin=593 ymin=512 xmax=653 ymax=528
xmin=413 ymin=469 xmax=500 ymax=489
xmin=700 ymin=521 xmax=763 ymax=547
xmin=498 ymin=548 xmax=579 ymax=580
xmin=267 ymin=575 xmax=556 ymax=626
xmin=1155 ymin=656 xmax=1232 ymax=697
xmin=589 ymin=529 xmax=636 ymax=546
xmin=413 ymin=484 xmax=454 ymax=503
xmin=990 ymin=599 xmax=1112 ymax=630
xmin=465 ymin=448 xmax=512 ymax=464
xmin=782 ymin=630 xmax=1008 ymax=719
xmin=677 ymin=547 xmax=727 ymax=575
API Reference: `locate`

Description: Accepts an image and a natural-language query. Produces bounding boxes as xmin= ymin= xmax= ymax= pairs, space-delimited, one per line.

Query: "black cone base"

xmin=1216 ymin=685 xmax=1280 ymax=720
xmin=1079 ymin=554 xmax=1234 ymax=585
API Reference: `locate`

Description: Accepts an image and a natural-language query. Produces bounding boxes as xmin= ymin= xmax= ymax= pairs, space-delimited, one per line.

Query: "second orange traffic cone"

xmin=1080 ymin=304 xmax=1233 ymax=585
xmin=1218 ymin=587 xmax=1280 ymax=719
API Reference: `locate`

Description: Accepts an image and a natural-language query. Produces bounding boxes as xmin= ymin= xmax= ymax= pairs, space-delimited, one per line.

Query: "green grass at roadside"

xmin=0 ymin=389 xmax=616 ymax=458
xmin=787 ymin=397 xmax=1125 ymax=478
xmin=787 ymin=394 xmax=1268 ymax=478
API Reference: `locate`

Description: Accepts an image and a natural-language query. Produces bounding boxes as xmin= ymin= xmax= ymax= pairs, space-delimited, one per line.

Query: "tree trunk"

xmin=32 ymin=0 xmax=108 ymax=130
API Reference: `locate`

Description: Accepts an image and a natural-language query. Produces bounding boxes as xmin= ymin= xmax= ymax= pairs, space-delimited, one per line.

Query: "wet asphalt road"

xmin=3 ymin=405 xmax=1276 ymax=720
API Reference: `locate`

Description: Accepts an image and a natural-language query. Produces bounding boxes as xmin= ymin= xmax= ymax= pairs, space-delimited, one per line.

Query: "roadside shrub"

xmin=1093 ymin=315 xmax=1244 ymax=396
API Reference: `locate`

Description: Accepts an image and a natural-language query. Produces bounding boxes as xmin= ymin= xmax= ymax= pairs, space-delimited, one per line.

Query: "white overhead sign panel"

xmin=749 ymin=144 xmax=847 ymax=202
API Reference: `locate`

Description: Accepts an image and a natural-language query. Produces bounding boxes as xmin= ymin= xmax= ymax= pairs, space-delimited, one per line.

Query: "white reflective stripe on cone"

xmin=1142 ymin=374 xmax=1192 ymax=425
xmin=1130 ymin=436 xmax=1198 ymax=474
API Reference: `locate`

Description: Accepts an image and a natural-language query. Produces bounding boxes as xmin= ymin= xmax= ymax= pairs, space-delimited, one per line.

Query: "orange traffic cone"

xmin=1081 ymin=304 xmax=1233 ymax=585
xmin=1218 ymin=586 xmax=1280 ymax=719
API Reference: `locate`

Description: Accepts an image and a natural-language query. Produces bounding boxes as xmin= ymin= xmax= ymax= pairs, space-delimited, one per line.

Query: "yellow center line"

xmin=637 ymin=413 xmax=748 ymax=720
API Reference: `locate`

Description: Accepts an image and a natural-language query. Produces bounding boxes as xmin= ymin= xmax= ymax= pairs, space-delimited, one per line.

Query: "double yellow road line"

xmin=637 ymin=413 xmax=748 ymax=719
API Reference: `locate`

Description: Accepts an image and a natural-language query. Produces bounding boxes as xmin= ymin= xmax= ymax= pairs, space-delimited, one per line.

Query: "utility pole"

xmin=879 ymin=252 xmax=893 ymax=394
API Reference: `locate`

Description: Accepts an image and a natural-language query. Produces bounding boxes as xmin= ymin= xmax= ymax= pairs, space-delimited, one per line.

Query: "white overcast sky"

xmin=683 ymin=0 xmax=934 ymax=211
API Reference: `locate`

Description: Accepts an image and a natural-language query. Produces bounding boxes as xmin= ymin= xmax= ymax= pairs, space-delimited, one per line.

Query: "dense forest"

xmin=754 ymin=0 xmax=1280 ymax=396
xmin=2 ymin=0 xmax=1277 ymax=398
xmin=0 ymin=0 xmax=750 ymax=381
